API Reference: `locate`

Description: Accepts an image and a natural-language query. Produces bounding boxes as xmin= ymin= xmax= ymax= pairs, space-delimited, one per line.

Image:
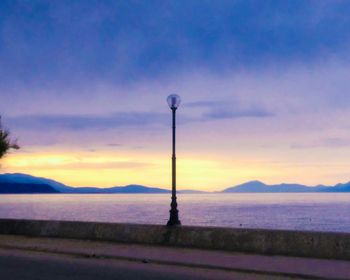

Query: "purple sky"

xmin=1 ymin=1 xmax=350 ymax=190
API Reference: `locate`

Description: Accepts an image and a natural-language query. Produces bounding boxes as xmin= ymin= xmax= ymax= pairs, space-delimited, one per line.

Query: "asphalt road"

xmin=0 ymin=249 xmax=294 ymax=280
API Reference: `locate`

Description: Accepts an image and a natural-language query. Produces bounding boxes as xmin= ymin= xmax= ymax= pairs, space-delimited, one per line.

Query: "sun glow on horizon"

xmin=3 ymin=144 xmax=350 ymax=191
xmin=2 ymin=147 xmax=280 ymax=191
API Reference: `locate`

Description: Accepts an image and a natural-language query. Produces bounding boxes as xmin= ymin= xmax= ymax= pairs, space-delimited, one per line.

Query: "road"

xmin=0 ymin=249 xmax=292 ymax=280
xmin=0 ymin=234 xmax=349 ymax=279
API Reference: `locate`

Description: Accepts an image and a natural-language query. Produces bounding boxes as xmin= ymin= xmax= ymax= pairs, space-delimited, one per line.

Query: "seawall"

xmin=0 ymin=219 xmax=349 ymax=260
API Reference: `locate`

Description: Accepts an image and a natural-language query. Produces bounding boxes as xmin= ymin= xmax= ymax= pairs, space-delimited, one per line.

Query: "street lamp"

xmin=166 ymin=94 xmax=181 ymax=226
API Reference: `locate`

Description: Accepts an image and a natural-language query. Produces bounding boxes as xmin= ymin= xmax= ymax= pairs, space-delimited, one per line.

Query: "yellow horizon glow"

xmin=2 ymin=148 xmax=277 ymax=191
xmin=2 ymin=146 xmax=350 ymax=191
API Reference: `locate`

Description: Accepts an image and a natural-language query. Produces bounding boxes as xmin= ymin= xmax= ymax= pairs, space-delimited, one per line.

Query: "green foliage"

xmin=0 ymin=117 xmax=19 ymax=159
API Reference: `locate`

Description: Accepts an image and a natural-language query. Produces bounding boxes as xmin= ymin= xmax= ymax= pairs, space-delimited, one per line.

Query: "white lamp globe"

xmin=167 ymin=94 xmax=181 ymax=109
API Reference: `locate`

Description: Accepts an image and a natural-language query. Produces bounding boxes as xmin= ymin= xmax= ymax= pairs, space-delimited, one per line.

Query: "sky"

xmin=1 ymin=0 xmax=350 ymax=191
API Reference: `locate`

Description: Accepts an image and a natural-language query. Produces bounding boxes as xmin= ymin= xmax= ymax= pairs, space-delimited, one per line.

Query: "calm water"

xmin=0 ymin=193 xmax=349 ymax=233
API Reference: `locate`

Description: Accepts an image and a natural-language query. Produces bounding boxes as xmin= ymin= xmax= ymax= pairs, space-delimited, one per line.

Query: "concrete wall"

xmin=0 ymin=219 xmax=349 ymax=260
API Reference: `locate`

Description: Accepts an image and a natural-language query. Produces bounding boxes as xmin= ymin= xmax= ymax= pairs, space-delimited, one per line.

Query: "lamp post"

xmin=166 ymin=94 xmax=181 ymax=226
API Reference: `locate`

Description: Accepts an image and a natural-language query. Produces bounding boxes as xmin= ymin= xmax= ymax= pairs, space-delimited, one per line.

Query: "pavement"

xmin=0 ymin=234 xmax=349 ymax=280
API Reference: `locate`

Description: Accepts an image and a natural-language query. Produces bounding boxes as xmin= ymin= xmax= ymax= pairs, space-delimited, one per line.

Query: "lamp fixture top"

xmin=167 ymin=94 xmax=181 ymax=109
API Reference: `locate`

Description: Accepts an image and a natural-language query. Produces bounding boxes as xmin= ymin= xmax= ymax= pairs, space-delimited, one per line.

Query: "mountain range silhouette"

xmin=0 ymin=173 xmax=349 ymax=194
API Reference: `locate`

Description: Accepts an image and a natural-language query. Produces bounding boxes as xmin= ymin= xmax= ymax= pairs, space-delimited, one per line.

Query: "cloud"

xmin=204 ymin=107 xmax=273 ymax=120
xmin=186 ymin=100 xmax=274 ymax=120
xmin=107 ymin=143 xmax=121 ymax=147
xmin=17 ymin=160 xmax=152 ymax=170
xmin=2 ymin=0 xmax=350 ymax=90
xmin=290 ymin=138 xmax=350 ymax=149
xmin=186 ymin=101 xmax=228 ymax=108
xmin=202 ymin=102 xmax=273 ymax=120
xmin=7 ymin=112 xmax=169 ymax=131
xmin=9 ymin=102 xmax=272 ymax=135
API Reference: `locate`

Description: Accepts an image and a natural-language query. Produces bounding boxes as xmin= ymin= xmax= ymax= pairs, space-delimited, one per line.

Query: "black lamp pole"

xmin=167 ymin=94 xmax=181 ymax=226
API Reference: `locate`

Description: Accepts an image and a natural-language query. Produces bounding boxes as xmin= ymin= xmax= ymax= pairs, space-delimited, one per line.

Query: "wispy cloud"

xmin=7 ymin=102 xmax=272 ymax=135
xmin=203 ymin=107 xmax=273 ymax=120
xmin=2 ymin=1 xmax=350 ymax=89
xmin=7 ymin=112 xmax=169 ymax=131
xmin=290 ymin=138 xmax=350 ymax=149
xmin=186 ymin=101 xmax=228 ymax=108
xmin=15 ymin=161 xmax=152 ymax=170
xmin=186 ymin=100 xmax=274 ymax=120
xmin=107 ymin=143 xmax=122 ymax=147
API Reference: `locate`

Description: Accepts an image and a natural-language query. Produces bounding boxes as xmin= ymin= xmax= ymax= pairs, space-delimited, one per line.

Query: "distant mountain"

xmin=0 ymin=173 xmax=74 ymax=192
xmin=72 ymin=185 xmax=170 ymax=194
xmin=0 ymin=173 xmax=171 ymax=194
xmin=223 ymin=180 xmax=330 ymax=193
xmin=111 ymin=185 xmax=170 ymax=193
xmin=0 ymin=182 xmax=59 ymax=194
xmin=323 ymin=182 xmax=350 ymax=192
xmin=178 ymin=190 xmax=207 ymax=194
xmin=2 ymin=173 xmax=350 ymax=194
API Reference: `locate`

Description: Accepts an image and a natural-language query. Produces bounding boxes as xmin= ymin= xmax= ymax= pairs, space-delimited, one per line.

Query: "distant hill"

xmin=70 ymin=185 xmax=170 ymax=194
xmin=0 ymin=173 xmax=74 ymax=192
xmin=223 ymin=180 xmax=332 ymax=193
xmin=178 ymin=190 xmax=207 ymax=194
xmin=323 ymin=182 xmax=350 ymax=192
xmin=0 ymin=173 xmax=171 ymax=194
xmin=106 ymin=185 xmax=170 ymax=193
xmin=1 ymin=173 xmax=350 ymax=194
xmin=0 ymin=182 xmax=59 ymax=194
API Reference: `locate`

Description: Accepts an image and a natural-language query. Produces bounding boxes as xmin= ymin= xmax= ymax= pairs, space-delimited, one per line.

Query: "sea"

xmin=0 ymin=193 xmax=349 ymax=233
